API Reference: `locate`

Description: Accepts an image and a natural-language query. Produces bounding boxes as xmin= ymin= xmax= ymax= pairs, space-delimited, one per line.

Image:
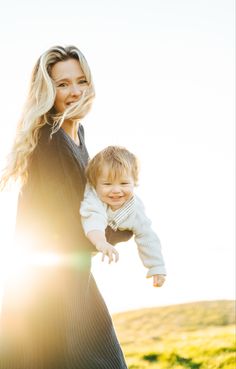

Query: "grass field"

xmin=112 ymin=300 xmax=235 ymax=369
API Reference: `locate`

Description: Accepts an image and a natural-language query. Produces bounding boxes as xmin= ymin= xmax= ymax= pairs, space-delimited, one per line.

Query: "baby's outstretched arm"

xmin=87 ymin=230 xmax=119 ymax=264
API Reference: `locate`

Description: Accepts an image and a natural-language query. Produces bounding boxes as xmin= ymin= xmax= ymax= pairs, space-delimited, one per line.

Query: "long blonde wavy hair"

xmin=0 ymin=45 xmax=95 ymax=190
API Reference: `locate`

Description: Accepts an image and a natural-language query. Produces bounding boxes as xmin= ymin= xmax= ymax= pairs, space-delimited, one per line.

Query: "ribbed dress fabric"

xmin=0 ymin=124 xmax=127 ymax=369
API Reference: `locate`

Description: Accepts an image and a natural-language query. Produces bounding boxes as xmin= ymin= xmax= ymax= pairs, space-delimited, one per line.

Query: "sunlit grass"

xmin=122 ymin=326 xmax=235 ymax=369
xmin=113 ymin=301 xmax=236 ymax=369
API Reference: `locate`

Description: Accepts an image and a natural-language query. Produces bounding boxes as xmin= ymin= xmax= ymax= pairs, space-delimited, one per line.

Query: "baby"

xmin=80 ymin=146 xmax=166 ymax=287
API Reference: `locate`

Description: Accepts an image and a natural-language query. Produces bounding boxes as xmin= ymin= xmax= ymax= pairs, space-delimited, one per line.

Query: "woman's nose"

xmin=70 ymin=84 xmax=82 ymax=97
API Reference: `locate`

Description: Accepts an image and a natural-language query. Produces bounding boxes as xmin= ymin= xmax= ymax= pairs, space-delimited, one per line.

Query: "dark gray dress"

xmin=0 ymin=124 xmax=128 ymax=369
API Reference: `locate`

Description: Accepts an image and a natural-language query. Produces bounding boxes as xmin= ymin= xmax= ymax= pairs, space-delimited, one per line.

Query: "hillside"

xmin=112 ymin=300 xmax=235 ymax=369
xmin=113 ymin=300 xmax=235 ymax=340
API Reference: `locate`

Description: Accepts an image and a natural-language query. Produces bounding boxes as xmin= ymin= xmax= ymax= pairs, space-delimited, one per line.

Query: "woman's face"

xmin=51 ymin=58 xmax=88 ymax=113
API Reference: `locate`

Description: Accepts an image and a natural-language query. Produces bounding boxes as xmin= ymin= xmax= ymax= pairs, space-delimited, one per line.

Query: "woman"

xmin=0 ymin=45 xmax=129 ymax=369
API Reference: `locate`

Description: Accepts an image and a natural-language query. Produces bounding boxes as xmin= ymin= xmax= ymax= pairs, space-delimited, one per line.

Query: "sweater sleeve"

xmin=133 ymin=197 xmax=167 ymax=277
xmin=80 ymin=185 xmax=108 ymax=234
xmin=21 ymin=124 xmax=96 ymax=253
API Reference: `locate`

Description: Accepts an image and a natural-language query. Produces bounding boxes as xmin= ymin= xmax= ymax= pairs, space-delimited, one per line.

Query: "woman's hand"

xmin=153 ymin=274 xmax=166 ymax=287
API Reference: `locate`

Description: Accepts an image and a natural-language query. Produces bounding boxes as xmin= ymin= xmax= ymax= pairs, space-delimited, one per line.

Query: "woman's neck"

xmin=61 ymin=120 xmax=80 ymax=145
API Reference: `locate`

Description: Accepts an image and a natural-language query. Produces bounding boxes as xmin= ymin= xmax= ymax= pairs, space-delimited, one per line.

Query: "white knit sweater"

xmin=80 ymin=185 xmax=166 ymax=277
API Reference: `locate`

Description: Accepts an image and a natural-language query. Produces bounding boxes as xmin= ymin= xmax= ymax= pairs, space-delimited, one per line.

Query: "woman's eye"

xmin=57 ymin=83 xmax=68 ymax=88
xmin=103 ymin=183 xmax=111 ymax=186
xmin=78 ymin=79 xmax=87 ymax=85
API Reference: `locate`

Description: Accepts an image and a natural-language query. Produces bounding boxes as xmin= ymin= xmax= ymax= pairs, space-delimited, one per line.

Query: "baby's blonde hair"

xmin=86 ymin=146 xmax=139 ymax=188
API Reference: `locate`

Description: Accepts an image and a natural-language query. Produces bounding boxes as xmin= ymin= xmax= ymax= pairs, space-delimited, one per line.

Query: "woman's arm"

xmin=105 ymin=226 xmax=133 ymax=245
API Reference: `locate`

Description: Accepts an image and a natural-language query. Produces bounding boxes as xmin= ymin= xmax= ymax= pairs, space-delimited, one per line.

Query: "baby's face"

xmin=95 ymin=167 xmax=135 ymax=210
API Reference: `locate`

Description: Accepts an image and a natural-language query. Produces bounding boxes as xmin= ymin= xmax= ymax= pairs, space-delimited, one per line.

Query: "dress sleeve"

xmin=26 ymin=125 xmax=96 ymax=253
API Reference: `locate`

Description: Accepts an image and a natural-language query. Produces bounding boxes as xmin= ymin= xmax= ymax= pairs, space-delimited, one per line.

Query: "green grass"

xmin=112 ymin=300 xmax=236 ymax=369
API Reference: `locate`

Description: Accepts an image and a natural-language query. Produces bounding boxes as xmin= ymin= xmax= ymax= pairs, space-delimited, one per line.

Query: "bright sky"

xmin=0 ymin=0 xmax=235 ymax=313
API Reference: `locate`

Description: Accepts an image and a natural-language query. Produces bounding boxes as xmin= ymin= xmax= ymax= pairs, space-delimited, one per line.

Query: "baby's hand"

xmin=153 ymin=274 xmax=166 ymax=288
xmin=96 ymin=242 xmax=119 ymax=264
